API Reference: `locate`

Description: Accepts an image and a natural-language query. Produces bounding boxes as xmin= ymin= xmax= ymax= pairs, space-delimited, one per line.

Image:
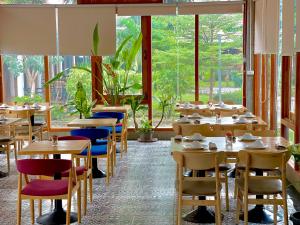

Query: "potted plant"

xmin=288 ymin=144 xmax=300 ymax=171
xmin=138 ymin=119 xmax=154 ymax=142
xmin=68 ymin=81 xmax=96 ymax=119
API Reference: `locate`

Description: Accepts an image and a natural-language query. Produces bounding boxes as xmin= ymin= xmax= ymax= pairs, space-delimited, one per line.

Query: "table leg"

xmin=92 ymin=158 xmax=106 ymax=178
xmin=183 ymin=170 xmax=216 ymax=224
xmin=36 ymin=154 xmax=78 ymax=225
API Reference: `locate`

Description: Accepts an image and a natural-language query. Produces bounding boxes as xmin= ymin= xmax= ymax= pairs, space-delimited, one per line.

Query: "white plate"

xmin=238 ymin=136 xmax=261 ymax=141
xmin=183 ymin=136 xmax=206 ymax=141
xmin=183 ymin=144 xmax=208 ymax=150
xmin=245 ymin=144 xmax=268 ymax=149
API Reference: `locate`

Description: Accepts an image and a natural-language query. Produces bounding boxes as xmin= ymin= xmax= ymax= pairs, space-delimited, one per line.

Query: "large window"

xmin=152 ymin=15 xmax=195 ymax=127
xmin=2 ymin=55 xmax=45 ymax=103
xmin=199 ymin=14 xmax=243 ymax=104
xmin=49 ymin=56 xmax=91 ymax=127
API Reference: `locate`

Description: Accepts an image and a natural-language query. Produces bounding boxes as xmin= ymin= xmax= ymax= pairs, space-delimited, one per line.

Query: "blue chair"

xmin=91 ymin=111 xmax=127 ymax=155
xmin=71 ymin=128 xmax=113 ymax=184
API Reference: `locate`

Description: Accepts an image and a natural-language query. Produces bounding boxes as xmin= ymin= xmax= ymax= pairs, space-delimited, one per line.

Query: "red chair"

xmin=16 ymin=159 xmax=81 ymax=225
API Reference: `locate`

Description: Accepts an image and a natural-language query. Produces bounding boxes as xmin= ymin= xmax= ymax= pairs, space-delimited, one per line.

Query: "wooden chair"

xmin=234 ymin=129 xmax=276 ymax=137
xmin=16 ymin=159 xmax=81 ymax=225
xmin=33 ymin=103 xmax=50 ymax=140
xmin=173 ymin=151 xmax=223 ymax=225
xmin=235 ymin=150 xmax=290 ymax=225
xmin=7 ymin=109 xmax=43 ymax=150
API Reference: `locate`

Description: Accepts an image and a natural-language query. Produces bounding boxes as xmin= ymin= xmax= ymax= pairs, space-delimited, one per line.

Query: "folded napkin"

xmin=209 ymin=142 xmax=217 ymax=150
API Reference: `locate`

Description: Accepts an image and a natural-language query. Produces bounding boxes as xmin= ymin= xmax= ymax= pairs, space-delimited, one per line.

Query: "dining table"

xmin=0 ymin=117 xmax=22 ymax=178
xmin=175 ymin=103 xmax=247 ymax=116
xmin=172 ymin=116 xmax=268 ymax=135
xmin=18 ymin=140 xmax=91 ymax=225
xmin=67 ymin=118 xmax=117 ymax=178
xmin=171 ymin=136 xmax=290 ymax=224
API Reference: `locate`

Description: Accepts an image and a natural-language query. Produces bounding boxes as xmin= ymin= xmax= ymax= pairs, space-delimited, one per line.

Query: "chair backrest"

xmin=17 ymin=159 xmax=72 ymax=176
xmin=180 ymin=124 xmax=227 ymax=137
xmin=92 ymin=112 xmax=124 ymax=122
xmin=58 ymin=135 xmax=90 ymax=141
xmin=238 ymin=150 xmax=290 ymax=171
xmin=234 ymin=129 xmax=276 ymax=137
xmin=70 ymin=128 xmax=110 ymax=144
xmin=173 ymin=151 xmax=224 ymax=171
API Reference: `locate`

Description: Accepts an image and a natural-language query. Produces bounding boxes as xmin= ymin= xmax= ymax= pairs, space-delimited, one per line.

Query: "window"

xmin=2 ymin=55 xmax=45 ymax=104
xmin=199 ymin=14 xmax=243 ymax=104
xmin=49 ymin=56 xmax=91 ymax=127
xmin=152 ymin=15 xmax=195 ymax=127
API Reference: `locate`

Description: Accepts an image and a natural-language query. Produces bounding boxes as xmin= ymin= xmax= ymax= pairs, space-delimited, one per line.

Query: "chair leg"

xmin=77 ymin=183 xmax=81 ymax=223
xmin=38 ymin=200 xmax=42 ymax=216
xmin=244 ymin=194 xmax=248 ymax=225
xmin=6 ymin=145 xmax=10 ymax=173
xmin=66 ymin=194 xmax=72 ymax=225
xmin=283 ymin=195 xmax=289 ymax=225
xmin=106 ymin=157 xmax=110 ymax=185
xmin=89 ymin=173 xmax=93 ymax=203
xmin=30 ymin=200 xmax=35 ymax=224
xmin=14 ymin=142 xmax=18 ymax=162
xmin=83 ymin=174 xmax=87 ymax=216
xmin=236 ymin=190 xmax=241 ymax=225
xmin=224 ymin=173 xmax=229 ymax=211
xmin=177 ymin=196 xmax=182 ymax=225
xmin=17 ymin=193 xmax=22 ymax=225
xmin=216 ymin=194 xmax=222 ymax=225
xmin=273 ymin=195 xmax=277 ymax=225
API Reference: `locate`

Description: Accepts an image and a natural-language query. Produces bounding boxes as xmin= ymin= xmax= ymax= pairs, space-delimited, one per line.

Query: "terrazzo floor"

xmin=0 ymin=140 xmax=299 ymax=225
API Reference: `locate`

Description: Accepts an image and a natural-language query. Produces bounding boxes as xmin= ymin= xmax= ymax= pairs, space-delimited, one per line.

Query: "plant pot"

xmin=290 ymin=212 xmax=300 ymax=225
xmin=138 ymin=131 xmax=155 ymax=142
xmin=295 ymin=161 xmax=300 ymax=171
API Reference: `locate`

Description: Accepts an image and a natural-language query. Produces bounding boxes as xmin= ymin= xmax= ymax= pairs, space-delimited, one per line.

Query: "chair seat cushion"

xmin=61 ymin=166 xmax=86 ymax=177
xmin=95 ymin=139 xmax=108 ymax=145
xmin=34 ymin=122 xmax=47 ymax=126
xmin=97 ymin=125 xmax=122 ymax=133
xmin=22 ymin=179 xmax=68 ymax=196
xmin=183 ymin=180 xmax=220 ymax=196
xmin=0 ymin=136 xmax=13 ymax=142
xmin=237 ymin=178 xmax=282 ymax=195
xmin=80 ymin=145 xmax=107 ymax=156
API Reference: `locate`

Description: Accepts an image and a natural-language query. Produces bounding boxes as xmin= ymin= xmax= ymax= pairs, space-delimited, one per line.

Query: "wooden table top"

xmin=18 ymin=140 xmax=90 ymax=156
xmin=171 ymin=137 xmax=289 ymax=157
xmin=0 ymin=105 xmax=53 ymax=113
xmin=0 ymin=118 xmax=22 ymax=126
xmin=175 ymin=104 xmax=246 ymax=112
xmin=67 ymin=118 xmax=117 ymax=127
xmin=92 ymin=105 xmax=130 ymax=113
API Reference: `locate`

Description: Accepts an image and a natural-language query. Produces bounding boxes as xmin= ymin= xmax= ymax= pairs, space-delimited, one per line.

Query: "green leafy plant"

xmin=288 ymin=144 xmax=300 ymax=162
xmin=138 ymin=118 xmax=153 ymax=134
xmin=123 ymin=95 xmax=147 ymax=130
xmin=68 ymin=81 xmax=96 ymax=119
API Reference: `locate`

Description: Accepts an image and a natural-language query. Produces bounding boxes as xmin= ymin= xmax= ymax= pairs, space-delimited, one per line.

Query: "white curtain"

xmin=117 ymin=4 xmax=176 ymax=16
xmin=0 ymin=6 xmax=56 ymax=55
xmin=57 ymin=6 xmax=116 ymax=56
xmin=177 ymin=2 xmax=243 ymax=15
xmin=282 ymin=0 xmax=295 ymax=56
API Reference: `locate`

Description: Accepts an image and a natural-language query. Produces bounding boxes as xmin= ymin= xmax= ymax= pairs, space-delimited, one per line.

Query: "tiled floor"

xmin=0 ymin=140 xmax=299 ymax=224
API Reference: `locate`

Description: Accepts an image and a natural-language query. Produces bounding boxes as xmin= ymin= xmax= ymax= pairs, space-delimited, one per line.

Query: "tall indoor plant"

xmin=44 ymin=24 xmax=143 ymax=106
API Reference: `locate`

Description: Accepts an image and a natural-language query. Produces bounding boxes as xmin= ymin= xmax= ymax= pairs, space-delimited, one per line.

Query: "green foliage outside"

xmin=13 ymin=94 xmax=44 ymax=104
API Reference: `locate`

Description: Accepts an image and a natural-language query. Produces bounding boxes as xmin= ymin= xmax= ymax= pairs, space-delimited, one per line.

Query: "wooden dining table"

xmin=67 ymin=118 xmax=117 ymax=178
xmin=172 ymin=116 xmax=268 ymax=135
xmin=18 ymin=140 xmax=91 ymax=225
xmin=171 ymin=136 xmax=290 ymax=224
xmin=175 ymin=104 xmax=247 ymax=115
